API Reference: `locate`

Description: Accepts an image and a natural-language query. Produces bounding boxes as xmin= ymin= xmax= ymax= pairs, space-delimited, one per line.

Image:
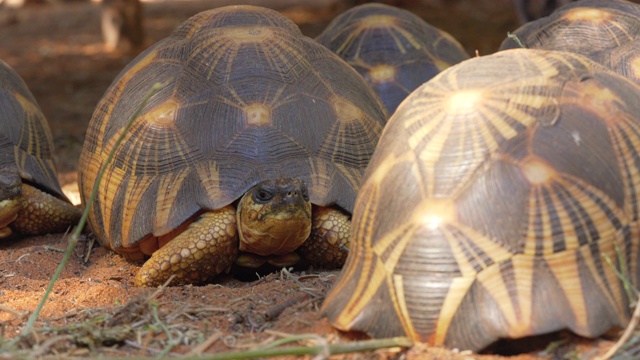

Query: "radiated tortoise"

xmin=79 ymin=5 xmax=387 ymax=287
xmin=0 ymin=59 xmax=81 ymax=239
xmin=316 ymin=3 xmax=469 ymax=115
xmin=323 ymin=48 xmax=640 ymax=352
xmin=500 ymin=0 xmax=640 ymax=86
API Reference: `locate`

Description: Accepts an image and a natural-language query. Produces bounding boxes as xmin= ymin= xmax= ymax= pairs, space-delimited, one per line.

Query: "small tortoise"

xmin=79 ymin=5 xmax=387 ymax=287
xmin=323 ymin=48 xmax=640 ymax=351
xmin=0 ymin=59 xmax=81 ymax=238
xmin=501 ymin=0 xmax=640 ymax=85
xmin=316 ymin=3 xmax=469 ymax=115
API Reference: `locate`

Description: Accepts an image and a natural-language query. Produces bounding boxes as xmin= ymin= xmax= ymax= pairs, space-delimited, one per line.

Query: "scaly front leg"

xmin=297 ymin=206 xmax=350 ymax=269
xmin=135 ymin=205 xmax=238 ymax=287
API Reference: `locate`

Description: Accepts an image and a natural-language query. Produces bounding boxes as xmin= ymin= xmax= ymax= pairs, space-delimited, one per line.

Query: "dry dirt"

xmin=0 ymin=0 xmax=632 ymax=358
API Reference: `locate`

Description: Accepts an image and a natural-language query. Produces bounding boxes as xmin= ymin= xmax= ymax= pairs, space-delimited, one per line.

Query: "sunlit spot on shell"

xmin=369 ymin=64 xmax=396 ymax=83
xmin=223 ymin=26 xmax=273 ymax=43
xmin=564 ymin=8 xmax=612 ymax=23
xmin=333 ymin=97 xmax=362 ymax=123
xmin=521 ymin=156 xmax=555 ymax=185
xmin=244 ymin=104 xmax=272 ymax=126
xmin=445 ymin=89 xmax=484 ymax=115
xmin=359 ymin=15 xmax=399 ymax=29
xmin=413 ymin=198 xmax=457 ymax=230
xmin=577 ymin=80 xmax=622 ymax=125
xmin=144 ymin=98 xmax=179 ymax=127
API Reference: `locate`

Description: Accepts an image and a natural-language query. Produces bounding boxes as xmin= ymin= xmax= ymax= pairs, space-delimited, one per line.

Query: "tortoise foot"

xmin=298 ymin=206 xmax=350 ymax=269
xmin=135 ymin=205 xmax=238 ymax=287
xmin=10 ymin=184 xmax=81 ymax=236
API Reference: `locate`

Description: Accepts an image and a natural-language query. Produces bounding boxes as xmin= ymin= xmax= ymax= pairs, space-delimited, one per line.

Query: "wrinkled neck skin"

xmin=236 ymin=178 xmax=312 ymax=257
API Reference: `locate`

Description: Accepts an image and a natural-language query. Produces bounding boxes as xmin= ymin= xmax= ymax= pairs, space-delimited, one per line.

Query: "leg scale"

xmin=135 ymin=205 xmax=238 ymax=287
xmin=297 ymin=206 xmax=350 ymax=269
xmin=11 ymin=184 xmax=81 ymax=236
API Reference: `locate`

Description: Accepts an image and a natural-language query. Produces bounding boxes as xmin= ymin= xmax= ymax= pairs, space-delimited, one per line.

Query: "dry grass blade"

xmin=506 ymin=32 xmax=525 ymax=48
xmin=79 ymin=336 xmax=413 ymax=360
xmin=187 ymin=331 xmax=222 ymax=355
xmin=598 ymin=299 xmax=640 ymax=360
xmin=208 ymin=336 xmax=413 ymax=359
xmin=264 ymin=294 xmax=309 ymax=321
xmin=598 ymin=245 xmax=640 ymax=359
xmin=0 ymin=304 xmax=28 ymax=320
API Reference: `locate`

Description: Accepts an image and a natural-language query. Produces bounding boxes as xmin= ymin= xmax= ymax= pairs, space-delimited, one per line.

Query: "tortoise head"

xmin=0 ymin=166 xmax=23 ymax=238
xmin=237 ymin=178 xmax=311 ymax=256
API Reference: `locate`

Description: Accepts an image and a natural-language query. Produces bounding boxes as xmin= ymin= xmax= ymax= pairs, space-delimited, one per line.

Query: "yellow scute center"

xmin=244 ymin=104 xmax=272 ymax=126
xmin=577 ymin=80 xmax=622 ymax=125
xmin=145 ymin=98 xmax=180 ymax=127
xmin=446 ymin=89 xmax=484 ymax=115
xmin=360 ymin=15 xmax=398 ymax=29
xmin=224 ymin=26 xmax=273 ymax=43
xmin=333 ymin=97 xmax=362 ymax=123
xmin=521 ymin=156 xmax=555 ymax=185
xmin=564 ymin=8 xmax=612 ymax=23
xmin=413 ymin=198 xmax=457 ymax=230
xmin=369 ymin=64 xmax=396 ymax=83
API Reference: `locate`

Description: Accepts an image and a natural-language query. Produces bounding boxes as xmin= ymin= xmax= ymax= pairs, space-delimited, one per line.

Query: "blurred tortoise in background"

xmin=79 ymin=5 xmax=387 ymax=287
xmin=511 ymin=0 xmax=573 ymax=24
xmin=322 ymin=48 xmax=640 ymax=352
xmin=501 ymin=0 xmax=640 ymax=85
xmin=0 ymin=59 xmax=81 ymax=239
xmin=316 ymin=3 xmax=468 ymax=115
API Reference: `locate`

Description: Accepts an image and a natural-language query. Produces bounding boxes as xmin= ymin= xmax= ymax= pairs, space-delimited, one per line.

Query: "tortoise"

xmin=315 ymin=3 xmax=468 ymax=115
xmin=78 ymin=5 xmax=387 ymax=287
xmin=322 ymin=48 xmax=640 ymax=352
xmin=0 ymin=59 xmax=81 ymax=239
xmin=500 ymin=0 xmax=640 ymax=86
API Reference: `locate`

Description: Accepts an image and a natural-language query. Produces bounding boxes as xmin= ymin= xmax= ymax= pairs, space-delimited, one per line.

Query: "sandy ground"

xmin=0 ymin=0 xmax=633 ymax=358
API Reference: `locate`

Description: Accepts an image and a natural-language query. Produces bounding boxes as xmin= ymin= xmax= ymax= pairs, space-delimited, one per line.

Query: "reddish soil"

xmin=0 ymin=0 xmax=630 ymax=358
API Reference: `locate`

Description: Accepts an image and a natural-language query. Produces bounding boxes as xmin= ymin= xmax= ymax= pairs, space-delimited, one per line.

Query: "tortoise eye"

xmin=254 ymin=189 xmax=274 ymax=203
xmin=301 ymin=186 xmax=309 ymax=201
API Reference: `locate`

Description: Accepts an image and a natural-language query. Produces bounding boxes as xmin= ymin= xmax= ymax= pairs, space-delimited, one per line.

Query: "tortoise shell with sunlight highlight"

xmin=500 ymin=0 xmax=640 ymax=86
xmin=78 ymin=6 xmax=386 ymax=266
xmin=0 ymin=59 xmax=60 ymax=199
xmin=316 ymin=3 xmax=469 ymax=115
xmin=322 ymin=48 xmax=640 ymax=352
xmin=0 ymin=58 xmax=80 ymax=238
